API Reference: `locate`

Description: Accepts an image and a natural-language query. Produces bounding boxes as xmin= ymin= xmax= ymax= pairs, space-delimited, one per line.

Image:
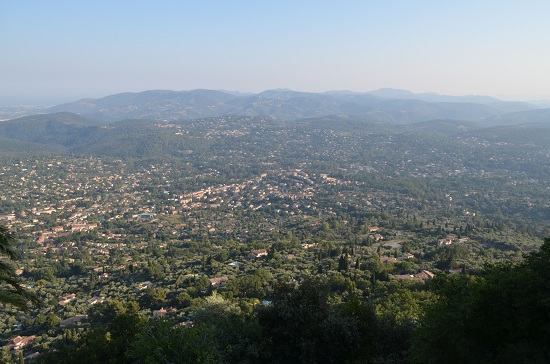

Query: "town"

xmin=0 ymin=114 xmax=548 ymax=362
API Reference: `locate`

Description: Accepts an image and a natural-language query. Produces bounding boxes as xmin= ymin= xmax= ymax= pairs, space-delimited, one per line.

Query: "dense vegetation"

xmin=36 ymin=239 xmax=550 ymax=363
xmin=0 ymin=109 xmax=548 ymax=362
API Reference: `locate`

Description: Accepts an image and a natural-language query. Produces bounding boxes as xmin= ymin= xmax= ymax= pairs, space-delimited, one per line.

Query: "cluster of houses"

xmin=3 ymin=335 xmax=40 ymax=360
xmin=438 ymin=234 xmax=468 ymax=247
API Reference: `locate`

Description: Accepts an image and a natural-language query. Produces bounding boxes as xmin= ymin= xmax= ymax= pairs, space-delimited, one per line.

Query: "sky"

xmin=2 ymin=0 xmax=550 ymax=105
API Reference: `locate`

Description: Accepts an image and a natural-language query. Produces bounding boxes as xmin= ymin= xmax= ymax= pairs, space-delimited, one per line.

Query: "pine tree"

xmin=0 ymin=225 xmax=39 ymax=310
xmin=338 ymin=255 xmax=345 ymax=271
xmin=344 ymin=251 xmax=350 ymax=272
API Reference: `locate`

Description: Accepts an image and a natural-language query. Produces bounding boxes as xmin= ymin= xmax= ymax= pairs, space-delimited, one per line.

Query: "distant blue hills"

xmin=44 ymin=88 xmax=541 ymax=124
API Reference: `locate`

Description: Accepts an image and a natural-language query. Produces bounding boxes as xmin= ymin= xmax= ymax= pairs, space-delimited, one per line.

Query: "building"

xmin=247 ymin=249 xmax=268 ymax=259
xmin=58 ymin=293 xmax=76 ymax=306
xmin=60 ymin=315 xmax=88 ymax=327
xmin=209 ymin=276 xmax=228 ymax=287
xmin=9 ymin=335 xmax=36 ymax=350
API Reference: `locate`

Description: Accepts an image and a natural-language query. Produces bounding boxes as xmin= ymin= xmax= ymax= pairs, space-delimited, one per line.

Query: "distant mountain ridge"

xmin=478 ymin=108 xmax=550 ymax=127
xmin=46 ymin=88 xmax=539 ymax=124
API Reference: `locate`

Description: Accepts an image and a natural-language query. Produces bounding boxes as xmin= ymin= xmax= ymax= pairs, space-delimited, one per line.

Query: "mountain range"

xmin=1 ymin=88 xmax=549 ymax=158
xmin=45 ymin=88 xmax=541 ymax=124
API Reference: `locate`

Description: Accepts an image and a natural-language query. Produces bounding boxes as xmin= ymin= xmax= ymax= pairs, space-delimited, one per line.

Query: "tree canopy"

xmin=0 ymin=224 xmax=39 ymax=310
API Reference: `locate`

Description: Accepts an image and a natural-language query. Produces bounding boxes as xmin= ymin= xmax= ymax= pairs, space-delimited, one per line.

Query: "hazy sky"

xmin=2 ymin=0 xmax=550 ymax=104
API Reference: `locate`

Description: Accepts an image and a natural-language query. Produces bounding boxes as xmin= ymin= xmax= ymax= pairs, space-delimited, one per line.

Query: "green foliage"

xmin=410 ymin=238 xmax=550 ymax=363
xmin=143 ymin=286 xmax=168 ymax=307
xmin=127 ymin=319 xmax=220 ymax=364
xmin=374 ymin=287 xmax=435 ymax=325
xmin=2 ymin=110 xmax=550 ymax=363
xmin=194 ymin=275 xmax=211 ymax=293
xmin=223 ymin=270 xmax=270 ymax=299
xmin=43 ymin=299 xmax=145 ymax=364
xmin=0 ymin=224 xmax=39 ymax=310
xmin=258 ymin=275 xmax=375 ymax=363
xmin=89 ymin=299 xmax=140 ymax=323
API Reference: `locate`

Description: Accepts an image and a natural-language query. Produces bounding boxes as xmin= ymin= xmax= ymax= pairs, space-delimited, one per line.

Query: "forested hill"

xmin=45 ymin=88 xmax=538 ymax=123
xmin=1 ymin=111 xmax=548 ymax=233
xmin=1 ymin=106 xmax=549 ymax=363
xmin=36 ymin=239 xmax=550 ymax=364
xmin=1 ymin=112 xmax=550 ymax=158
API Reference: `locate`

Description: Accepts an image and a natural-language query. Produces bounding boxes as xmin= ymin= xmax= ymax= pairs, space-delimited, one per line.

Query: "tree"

xmin=337 ymin=254 xmax=349 ymax=272
xmin=46 ymin=311 xmax=61 ymax=329
xmin=127 ymin=319 xmax=220 ymax=364
xmin=410 ymin=238 xmax=550 ymax=364
xmin=43 ymin=299 xmax=145 ymax=364
xmin=194 ymin=275 xmax=211 ymax=293
xmin=0 ymin=224 xmax=39 ymax=310
xmin=258 ymin=276 xmax=374 ymax=363
xmin=143 ymin=286 xmax=167 ymax=306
